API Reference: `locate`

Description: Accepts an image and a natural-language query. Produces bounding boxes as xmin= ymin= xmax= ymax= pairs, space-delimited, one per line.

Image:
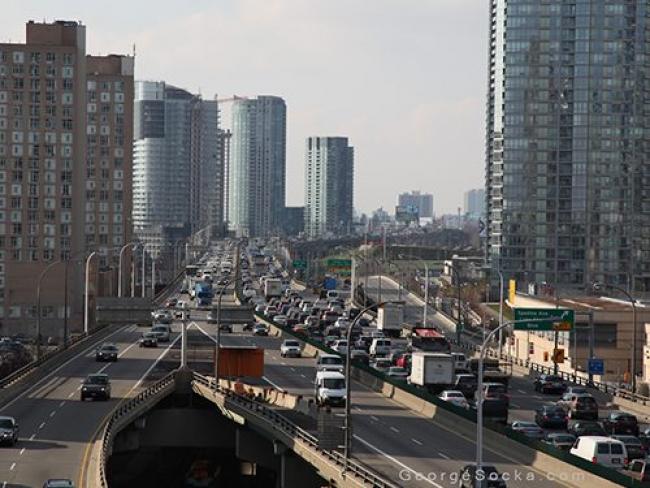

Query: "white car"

xmin=334 ymin=318 xmax=350 ymax=329
xmin=331 ymin=339 xmax=349 ymax=355
xmin=280 ymin=340 xmax=302 ymax=358
xmin=274 ymin=315 xmax=288 ymax=326
xmin=439 ymin=390 xmax=469 ymax=409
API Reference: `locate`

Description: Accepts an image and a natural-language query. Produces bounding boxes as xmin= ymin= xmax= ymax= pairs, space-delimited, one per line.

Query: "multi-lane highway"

xmin=0 ymin=323 xmax=180 ymax=487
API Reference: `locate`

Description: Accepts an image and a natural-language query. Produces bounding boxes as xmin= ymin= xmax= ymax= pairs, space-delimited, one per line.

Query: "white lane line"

xmin=59 ymin=401 xmax=65 ymax=408
xmin=300 ymin=374 xmax=306 ymax=378
xmin=0 ymin=324 xmax=130 ymax=411
xmin=290 ymin=367 xmax=296 ymax=372
xmin=370 ymin=415 xmax=379 ymax=421
xmin=262 ymin=375 xmax=286 ymax=393
xmin=49 ymin=410 xmax=56 ymax=418
xmin=353 ymin=406 xmax=362 ymax=411
xmin=29 ymin=434 xmax=35 ymax=441
xmin=19 ymin=448 xmax=25 ymax=455
xmin=38 ymin=422 xmax=45 ymax=430
xmin=511 ymin=402 xmax=521 ymax=408
xmin=123 ymin=334 xmax=182 ymax=395
xmin=390 ymin=426 xmax=399 ymax=433
xmin=517 ymin=389 xmax=526 ymax=394
xmin=412 ymin=438 xmax=423 ymax=446
xmin=280 ymin=362 xmax=287 ymax=366
xmin=9 ymin=463 xmax=15 ymax=471
xmin=3 ymin=481 xmax=7 ymax=488
xmin=438 ymin=452 xmax=450 ymax=460
xmin=68 ymin=392 xmax=75 ymax=398
xmin=353 ymin=434 xmax=442 ymax=487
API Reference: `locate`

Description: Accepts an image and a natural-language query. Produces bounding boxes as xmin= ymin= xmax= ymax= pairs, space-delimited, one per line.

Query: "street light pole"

xmin=36 ymin=260 xmax=62 ymax=360
xmin=398 ymin=254 xmax=429 ymax=327
xmin=214 ymin=282 xmax=230 ymax=386
xmin=497 ymin=270 xmax=504 ymax=358
xmin=117 ymin=242 xmax=134 ymax=298
xmin=142 ymin=245 xmax=146 ymax=298
xmin=84 ymin=251 xmax=97 ymax=334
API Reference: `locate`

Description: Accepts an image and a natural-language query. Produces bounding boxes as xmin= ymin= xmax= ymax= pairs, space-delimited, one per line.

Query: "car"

xmin=152 ymin=309 xmax=172 ymax=324
xmin=568 ymin=421 xmax=607 ymax=437
xmin=151 ymin=324 xmax=171 ymax=342
xmin=439 ymin=390 xmax=469 ymax=409
xmin=533 ymin=374 xmax=567 ymax=394
xmin=564 ymin=386 xmax=589 ymax=396
xmin=611 ymin=435 xmax=646 ymax=461
xmin=510 ymin=421 xmax=545 ymax=440
xmin=81 ymin=373 xmax=111 ymax=401
xmin=534 ymin=404 xmax=568 ymax=429
xmin=458 ymin=464 xmax=507 ymax=488
xmin=370 ymin=358 xmax=392 ymax=374
xmin=316 ymin=353 xmax=344 ymax=372
xmin=274 ymin=314 xmax=289 ymax=326
xmin=369 ymin=338 xmax=392 ymax=357
xmin=219 ymin=323 xmax=233 ymax=333
xmin=253 ymin=324 xmax=268 ymax=336
xmin=206 ymin=310 xmax=219 ymax=323
xmin=603 ymin=412 xmax=639 ymax=436
xmin=350 ymin=349 xmax=370 ymax=366
xmin=331 ymin=339 xmax=349 ymax=355
xmin=563 ymin=393 xmax=598 ymax=420
xmin=165 ymin=298 xmax=178 ymax=308
xmin=624 ymin=459 xmax=650 ymax=482
xmin=543 ymin=433 xmax=576 ymax=451
xmin=453 ymin=374 xmax=478 ymax=398
xmin=95 ymin=343 xmax=118 ymax=362
xmin=254 ymin=304 xmax=266 ymax=313
xmin=280 ymin=340 xmax=302 ymax=358
xmin=42 ymin=481 xmax=75 ymax=488
xmin=0 ymin=416 xmax=18 ymax=446
xmin=386 ymin=366 xmax=409 ymax=381
xmin=451 ymin=352 xmax=469 ymax=371
xmin=139 ymin=332 xmax=158 ymax=348
xmin=570 ymin=436 xmax=627 ymax=468
xmin=476 ymin=382 xmax=509 ymax=405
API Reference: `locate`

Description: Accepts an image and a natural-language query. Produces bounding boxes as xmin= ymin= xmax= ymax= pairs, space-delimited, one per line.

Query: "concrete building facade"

xmin=397 ymin=191 xmax=433 ymax=219
xmin=0 ymin=20 xmax=134 ymax=337
xmin=486 ymin=0 xmax=650 ymax=293
xmin=304 ymin=136 xmax=354 ymax=238
xmin=463 ymin=188 xmax=485 ymax=219
xmin=229 ymin=96 xmax=286 ymax=237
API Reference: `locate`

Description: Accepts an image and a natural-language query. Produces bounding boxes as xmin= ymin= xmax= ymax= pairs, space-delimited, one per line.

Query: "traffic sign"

xmin=588 ymin=358 xmax=604 ymax=375
xmin=513 ymin=308 xmax=575 ymax=331
xmin=327 ymin=258 xmax=352 ymax=268
xmin=552 ymin=348 xmax=565 ymax=364
xmin=292 ymin=259 xmax=307 ymax=270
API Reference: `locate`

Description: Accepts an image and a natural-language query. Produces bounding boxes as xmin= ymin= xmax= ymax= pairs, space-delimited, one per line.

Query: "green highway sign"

xmin=513 ymin=308 xmax=575 ymax=331
xmin=292 ymin=259 xmax=307 ymax=270
xmin=327 ymin=258 xmax=352 ymax=268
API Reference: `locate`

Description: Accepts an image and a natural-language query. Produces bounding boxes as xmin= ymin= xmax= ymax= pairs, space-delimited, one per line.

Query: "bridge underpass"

xmin=107 ymin=381 xmax=324 ymax=488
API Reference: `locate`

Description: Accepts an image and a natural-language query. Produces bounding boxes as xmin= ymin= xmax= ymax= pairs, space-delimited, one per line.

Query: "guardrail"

xmin=97 ymin=371 xmax=177 ymax=487
xmin=192 ymin=372 xmax=398 ymax=488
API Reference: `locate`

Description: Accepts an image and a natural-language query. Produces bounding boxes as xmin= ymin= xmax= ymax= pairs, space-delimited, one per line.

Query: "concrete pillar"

xmin=280 ymin=451 xmax=324 ymax=488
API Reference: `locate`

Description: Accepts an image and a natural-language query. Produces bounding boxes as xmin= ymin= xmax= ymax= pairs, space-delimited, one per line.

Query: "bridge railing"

xmin=192 ymin=372 xmax=398 ymax=488
xmin=97 ymin=371 xmax=177 ymax=487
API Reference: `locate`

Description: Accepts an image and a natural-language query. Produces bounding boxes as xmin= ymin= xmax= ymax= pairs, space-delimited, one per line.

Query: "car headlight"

xmin=82 ymin=387 xmax=87 ymax=391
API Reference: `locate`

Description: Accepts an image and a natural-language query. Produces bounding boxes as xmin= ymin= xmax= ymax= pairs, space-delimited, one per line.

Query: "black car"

xmin=603 ymin=412 xmax=639 ymax=436
xmin=533 ymin=374 xmax=567 ymax=394
xmin=81 ymin=374 xmax=111 ymax=401
xmin=139 ymin=332 xmax=158 ymax=348
xmin=253 ymin=325 xmax=268 ymax=336
xmin=458 ymin=464 xmax=507 ymax=488
xmin=611 ymin=435 xmax=646 ymax=461
xmin=0 ymin=416 xmax=19 ymax=446
xmin=95 ymin=343 xmax=118 ymax=362
xmin=534 ymin=404 xmax=568 ymax=429
xmin=568 ymin=421 xmax=606 ymax=437
xmin=543 ymin=433 xmax=576 ymax=451
xmin=454 ymin=374 xmax=478 ymax=399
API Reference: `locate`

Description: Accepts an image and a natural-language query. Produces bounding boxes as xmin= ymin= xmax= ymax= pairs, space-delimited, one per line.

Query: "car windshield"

xmin=101 ymin=345 xmax=117 ymax=352
xmin=321 ymin=357 xmax=342 ymax=365
xmin=323 ymin=378 xmax=345 ymax=389
xmin=446 ymin=392 xmax=463 ymax=398
xmin=518 ymin=422 xmax=538 ymax=429
xmin=86 ymin=375 xmax=108 ymax=385
xmin=0 ymin=419 xmax=13 ymax=429
xmin=144 ymin=333 xmax=156 ymax=338
xmin=285 ymin=341 xmax=299 ymax=347
xmin=551 ymin=435 xmax=575 ymax=443
xmin=152 ymin=326 xmax=168 ymax=332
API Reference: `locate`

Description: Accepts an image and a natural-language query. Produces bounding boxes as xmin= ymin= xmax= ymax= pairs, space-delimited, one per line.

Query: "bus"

xmin=409 ymin=328 xmax=451 ymax=353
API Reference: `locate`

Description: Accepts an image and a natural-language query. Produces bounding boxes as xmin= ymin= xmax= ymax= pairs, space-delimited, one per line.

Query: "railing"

xmin=97 ymin=372 xmax=177 ymax=487
xmin=192 ymin=373 xmax=398 ymax=488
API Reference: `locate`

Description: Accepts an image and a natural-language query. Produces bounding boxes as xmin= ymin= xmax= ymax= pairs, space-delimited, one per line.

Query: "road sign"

xmin=588 ymin=358 xmax=604 ymax=375
xmin=327 ymin=258 xmax=352 ymax=268
xmin=553 ymin=348 xmax=565 ymax=364
xmin=513 ymin=308 xmax=575 ymax=331
xmin=292 ymin=259 xmax=307 ymax=270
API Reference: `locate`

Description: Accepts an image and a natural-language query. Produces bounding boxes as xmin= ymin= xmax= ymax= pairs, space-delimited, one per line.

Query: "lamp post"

xmin=497 ymin=270 xmax=504 ymax=358
xmin=398 ymin=254 xmax=429 ymax=327
xmin=36 ymin=260 xmax=62 ymax=360
xmin=344 ymin=300 xmax=403 ymax=471
xmin=449 ymin=265 xmax=463 ymax=338
xmin=214 ymin=282 xmax=230 ymax=385
xmin=131 ymin=243 xmax=141 ymax=298
xmin=593 ymin=281 xmax=638 ymax=393
xmin=84 ymin=251 xmax=97 ymax=334
xmin=117 ymin=242 xmax=137 ymax=298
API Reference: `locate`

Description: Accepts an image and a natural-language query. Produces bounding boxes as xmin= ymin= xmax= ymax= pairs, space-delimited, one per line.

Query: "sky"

xmin=4 ymin=0 xmax=488 ymax=215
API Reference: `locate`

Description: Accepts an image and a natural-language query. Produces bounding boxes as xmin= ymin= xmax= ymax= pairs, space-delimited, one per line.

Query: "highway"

xmin=0 ymin=323 xmax=180 ymax=487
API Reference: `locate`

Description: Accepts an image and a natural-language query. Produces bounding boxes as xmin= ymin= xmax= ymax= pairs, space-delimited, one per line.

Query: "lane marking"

xmin=19 ymin=448 xmax=25 ymax=455
xmin=518 ymin=389 xmax=526 ymax=394
xmin=29 ymin=434 xmax=35 ymax=441
xmin=49 ymin=410 xmax=56 ymax=418
xmin=281 ymin=362 xmax=287 ymax=366
xmin=370 ymin=415 xmax=379 ymax=421
xmin=59 ymin=401 xmax=66 ymax=407
xmin=300 ymin=374 xmax=306 ymax=379
xmin=68 ymin=392 xmax=75 ymax=398
xmin=9 ymin=463 xmax=15 ymax=471
xmin=438 ymin=452 xmax=450 ymax=460
xmin=412 ymin=438 xmax=422 ymax=446
xmin=38 ymin=422 xmax=45 ymax=430
xmin=262 ymin=376 xmax=286 ymax=393
xmin=0 ymin=324 xmax=131 ymax=412
xmin=511 ymin=402 xmax=521 ymax=408
xmin=353 ymin=434 xmax=442 ymax=487
xmin=390 ymin=426 xmax=399 ymax=433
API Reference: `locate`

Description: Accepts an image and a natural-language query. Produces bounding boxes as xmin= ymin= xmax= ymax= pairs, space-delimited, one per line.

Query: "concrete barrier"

xmin=613 ymin=396 xmax=650 ymax=422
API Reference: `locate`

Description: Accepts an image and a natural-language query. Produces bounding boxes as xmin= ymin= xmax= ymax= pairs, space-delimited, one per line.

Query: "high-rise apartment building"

xmin=133 ymin=82 xmax=224 ymax=255
xmin=486 ymin=0 xmax=650 ymax=292
xmin=229 ymin=96 xmax=286 ymax=237
xmin=304 ymin=136 xmax=354 ymax=238
xmin=397 ymin=191 xmax=433 ymax=218
xmin=0 ymin=20 xmax=134 ymax=336
xmin=219 ymin=128 xmax=232 ymax=226
xmin=464 ymin=188 xmax=485 ymax=219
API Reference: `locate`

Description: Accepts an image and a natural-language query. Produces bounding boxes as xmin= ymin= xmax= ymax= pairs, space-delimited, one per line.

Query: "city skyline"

xmin=2 ymin=0 xmax=487 ymax=214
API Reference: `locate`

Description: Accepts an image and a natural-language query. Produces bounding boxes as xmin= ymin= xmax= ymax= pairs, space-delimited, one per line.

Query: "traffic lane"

xmin=0 ymin=326 xmax=180 ymax=486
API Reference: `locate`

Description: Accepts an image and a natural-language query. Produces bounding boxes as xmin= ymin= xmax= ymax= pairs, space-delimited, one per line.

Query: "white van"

xmin=314 ymin=371 xmax=346 ymax=406
xmin=451 ymin=352 xmax=468 ymax=371
xmin=570 ymin=436 xmax=627 ymax=468
xmin=316 ymin=353 xmax=344 ymax=372
xmin=370 ymin=338 xmax=392 ymax=357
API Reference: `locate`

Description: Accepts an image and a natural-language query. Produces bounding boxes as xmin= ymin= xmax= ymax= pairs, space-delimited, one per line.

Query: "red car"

xmin=165 ymin=298 xmax=178 ymax=308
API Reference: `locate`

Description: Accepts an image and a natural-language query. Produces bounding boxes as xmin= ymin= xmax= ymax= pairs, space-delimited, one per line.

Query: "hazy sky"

xmin=4 ymin=0 xmax=488 ymax=215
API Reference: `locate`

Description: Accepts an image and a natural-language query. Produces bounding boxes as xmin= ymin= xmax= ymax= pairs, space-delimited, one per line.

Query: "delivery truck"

xmin=264 ymin=278 xmax=283 ymax=299
xmin=377 ymin=303 xmax=404 ymax=337
xmin=409 ymin=352 xmax=454 ymax=394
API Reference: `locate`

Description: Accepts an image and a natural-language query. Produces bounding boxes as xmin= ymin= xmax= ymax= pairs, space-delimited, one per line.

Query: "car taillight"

xmin=625 ymin=458 xmax=629 ymax=466
xmin=592 ymin=457 xmax=597 ymax=464
xmin=543 ymin=415 xmax=548 ymax=419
